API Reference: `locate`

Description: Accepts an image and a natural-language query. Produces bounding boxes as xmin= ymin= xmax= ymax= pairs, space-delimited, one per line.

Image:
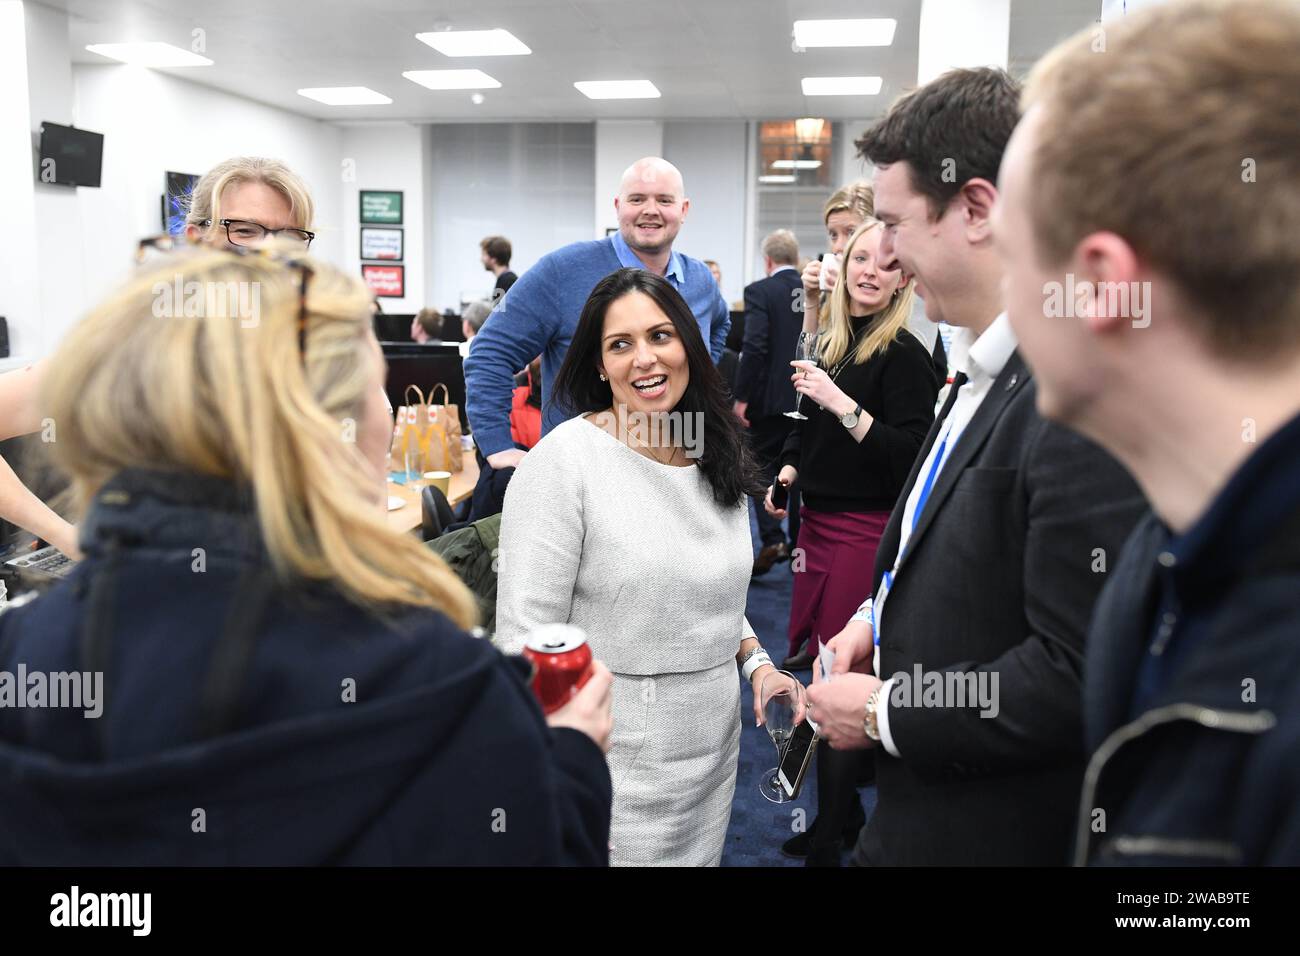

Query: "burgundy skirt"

xmin=787 ymin=506 xmax=891 ymax=658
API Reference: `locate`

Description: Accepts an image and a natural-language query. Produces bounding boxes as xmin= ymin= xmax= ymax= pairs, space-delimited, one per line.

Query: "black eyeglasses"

xmin=201 ymin=218 xmax=315 ymax=249
xmin=135 ymin=235 xmax=314 ymax=357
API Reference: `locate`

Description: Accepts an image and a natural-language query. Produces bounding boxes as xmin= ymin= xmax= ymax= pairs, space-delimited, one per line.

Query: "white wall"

xmin=918 ymin=0 xmax=1010 ymax=84
xmin=69 ymin=63 xmax=344 ymax=345
xmin=24 ymin=0 xmax=83 ymax=362
xmin=0 ymin=1 xmax=40 ymax=362
xmin=663 ymin=120 xmax=747 ymax=305
xmin=593 ymin=120 xmax=663 ymax=238
xmin=837 ymin=119 xmax=874 ymax=187
xmin=340 ymin=123 xmax=424 ymax=313
xmin=424 ymin=122 xmax=594 ymax=311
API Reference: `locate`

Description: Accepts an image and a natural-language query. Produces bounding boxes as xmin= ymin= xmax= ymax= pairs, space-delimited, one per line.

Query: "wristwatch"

xmin=840 ymin=403 xmax=862 ymax=429
xmin=863 ymin=687 xmax=883 ymax=741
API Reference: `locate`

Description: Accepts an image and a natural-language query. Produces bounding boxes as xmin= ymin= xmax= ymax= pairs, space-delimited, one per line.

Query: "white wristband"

xmin=850 ymin=597 xmax=873 ymax=624
xmin=741 ymin=651 xmax=773 ymax=682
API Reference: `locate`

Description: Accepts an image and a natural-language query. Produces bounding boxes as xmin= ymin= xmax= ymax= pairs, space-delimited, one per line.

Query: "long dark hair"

xmin=552 ymin=268 xmax=765 ymax=508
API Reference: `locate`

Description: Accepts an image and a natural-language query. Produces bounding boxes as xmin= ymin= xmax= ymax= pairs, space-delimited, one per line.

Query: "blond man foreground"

xmin=997 ymin=0 xmax=1300 ymax=865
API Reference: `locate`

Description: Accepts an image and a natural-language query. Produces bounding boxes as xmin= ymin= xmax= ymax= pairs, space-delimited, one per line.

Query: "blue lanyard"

xmin=872 ymin=572 xmax=891 ymax=646
xmin=910 ymin=428 xmax=952 ymax=536
xmin=872 ymin=420 xmax=957 ymax=647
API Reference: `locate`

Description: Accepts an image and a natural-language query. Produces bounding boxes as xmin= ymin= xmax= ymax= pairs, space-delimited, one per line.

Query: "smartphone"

xmin=772 ymin=479 xmax=789 ymax=509
xmin=777 ymin=719 xmax=819 ymax=799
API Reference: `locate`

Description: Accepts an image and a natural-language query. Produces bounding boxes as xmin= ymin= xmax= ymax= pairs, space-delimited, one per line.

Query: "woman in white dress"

xmin=495 ymin=268 xmax=797 ymax=866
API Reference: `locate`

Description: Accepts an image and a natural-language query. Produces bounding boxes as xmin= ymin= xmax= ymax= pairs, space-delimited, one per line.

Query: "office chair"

xmin=421 ymin=485 xmax=456 ymax=541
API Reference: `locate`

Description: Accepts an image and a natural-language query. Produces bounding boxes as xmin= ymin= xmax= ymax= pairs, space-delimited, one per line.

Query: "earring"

xmin=599 ymin=373 xmax=607 ymax=381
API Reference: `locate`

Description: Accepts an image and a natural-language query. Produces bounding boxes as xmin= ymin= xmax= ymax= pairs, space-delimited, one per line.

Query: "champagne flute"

xmin=784 ymin=331 xmax=822 ymax=420
xmin=758 ymin=668 xmax=805 ymax=803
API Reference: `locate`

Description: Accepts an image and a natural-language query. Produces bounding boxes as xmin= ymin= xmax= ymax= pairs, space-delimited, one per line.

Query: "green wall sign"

xmin=360 ymin=190 xmax=403 ymax=224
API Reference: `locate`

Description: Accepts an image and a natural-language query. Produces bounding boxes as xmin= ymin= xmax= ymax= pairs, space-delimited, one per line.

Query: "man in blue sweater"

xmin=465 ymin=157 xmax=729 ymax=471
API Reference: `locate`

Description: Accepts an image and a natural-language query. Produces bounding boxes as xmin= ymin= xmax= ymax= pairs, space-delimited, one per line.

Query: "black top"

xmin=780 ymin=318 xmax=939 ymax=512
xmin=930 ymin=333 xmax=948 ymax=382
xmin=494 ymin=270 xmax=518 ymax=296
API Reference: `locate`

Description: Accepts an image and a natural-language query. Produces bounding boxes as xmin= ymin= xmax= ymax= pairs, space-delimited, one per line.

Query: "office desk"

xmin=386 ymin=455 xmax=480 ymax=535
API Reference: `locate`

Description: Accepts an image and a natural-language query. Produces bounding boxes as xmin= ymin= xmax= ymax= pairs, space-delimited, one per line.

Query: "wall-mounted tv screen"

xmin=38 ymin=122 xmax=104 ymax=188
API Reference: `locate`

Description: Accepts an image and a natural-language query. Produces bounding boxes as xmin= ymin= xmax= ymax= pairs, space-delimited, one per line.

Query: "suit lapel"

xmin=873 ymin=382 xmax=960 ymax=581
xmin=895 ymin=350 xmax=1031 ymax=572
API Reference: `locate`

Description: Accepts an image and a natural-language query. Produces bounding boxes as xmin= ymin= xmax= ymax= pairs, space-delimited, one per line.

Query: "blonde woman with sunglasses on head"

xmin=0 ymin=247 xmax=613 ymax=866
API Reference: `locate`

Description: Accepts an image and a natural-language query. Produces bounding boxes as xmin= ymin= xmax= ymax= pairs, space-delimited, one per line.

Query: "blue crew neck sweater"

xmin=463 ymin=236 xmax=729 ymax=457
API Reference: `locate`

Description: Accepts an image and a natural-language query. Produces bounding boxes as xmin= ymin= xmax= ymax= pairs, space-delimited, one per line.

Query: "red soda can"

xmin=523 ymin=624 xmax=595 ymax=715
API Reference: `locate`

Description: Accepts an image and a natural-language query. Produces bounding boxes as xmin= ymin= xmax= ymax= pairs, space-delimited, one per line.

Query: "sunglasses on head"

xmin=136 ymin=235 xmax=315 ymax=357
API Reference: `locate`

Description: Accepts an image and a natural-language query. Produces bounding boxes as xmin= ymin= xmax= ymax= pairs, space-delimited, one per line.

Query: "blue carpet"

xmin=720 ymin=501 xmax=877 ymax=867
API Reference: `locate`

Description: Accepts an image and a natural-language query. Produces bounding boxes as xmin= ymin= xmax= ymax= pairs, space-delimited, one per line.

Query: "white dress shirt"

xmin=867 ymin=313 xmax=1018 ymax=756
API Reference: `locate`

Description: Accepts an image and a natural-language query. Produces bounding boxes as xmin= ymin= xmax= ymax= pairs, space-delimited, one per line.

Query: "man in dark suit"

xmin=734 ymin=229 xmax=803 ymax=578
xmin=805 ymin=67 xmax=1146 ymax=866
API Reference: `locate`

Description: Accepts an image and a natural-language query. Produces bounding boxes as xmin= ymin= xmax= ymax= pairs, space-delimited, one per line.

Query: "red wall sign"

xmin=362 ymin=264 xmax=405 ymax=298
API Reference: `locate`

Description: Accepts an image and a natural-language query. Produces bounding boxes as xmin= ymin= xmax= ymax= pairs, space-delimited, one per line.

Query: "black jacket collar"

xmin=80 ymin=468 xmax=263 ymax=561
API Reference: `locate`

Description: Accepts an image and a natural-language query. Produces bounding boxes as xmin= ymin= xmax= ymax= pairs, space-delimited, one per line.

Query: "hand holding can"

xmin=524 ymin=624 xmax=596 ymax=714
xmin=547 ymin=661 xmax=613 ymax=754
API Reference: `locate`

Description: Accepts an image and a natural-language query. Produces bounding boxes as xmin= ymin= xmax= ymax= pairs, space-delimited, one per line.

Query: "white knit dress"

xmin=494 ymin=415 xmax=755 ymax=866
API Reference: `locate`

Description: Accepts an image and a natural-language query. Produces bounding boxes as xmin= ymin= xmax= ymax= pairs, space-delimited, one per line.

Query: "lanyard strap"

xmin=911 ymin=427 xmax=951 ymax=536
xmin=872 ymin=372 xmax=970 ymax=648
xmin=908 ymin=370 xmax=970 ymax=536
xmin=871 ymin=432 xmax=949 ymax=648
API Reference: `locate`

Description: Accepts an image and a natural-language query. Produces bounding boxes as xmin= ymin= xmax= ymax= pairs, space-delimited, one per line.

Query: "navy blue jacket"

xmin=733 ymin=268 xmax=803 ymax=420
xmin=1076 ymin=415 xmax=1300 ymax=866
xmin=0 ymin=470 xmax=611 ymax=865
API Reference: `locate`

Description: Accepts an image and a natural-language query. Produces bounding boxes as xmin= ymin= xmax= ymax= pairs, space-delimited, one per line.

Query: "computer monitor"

xmin=439 ymin=313 xmax=467 ymax=342
xmin=374 ymin=313 xmax=415 ymax=343
xmin=375 ymin=312 xmax=467 ymax=344
xmin=381 ymin=343 xmax=468 ymax=432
